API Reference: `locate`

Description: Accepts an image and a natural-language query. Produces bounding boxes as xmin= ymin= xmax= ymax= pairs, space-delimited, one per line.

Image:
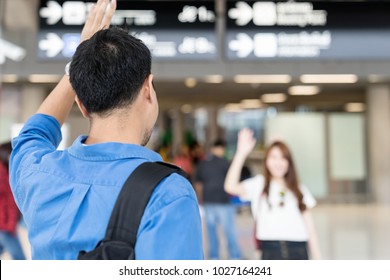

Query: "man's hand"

xmin=81 ymin=0 xmax=117 ymax=42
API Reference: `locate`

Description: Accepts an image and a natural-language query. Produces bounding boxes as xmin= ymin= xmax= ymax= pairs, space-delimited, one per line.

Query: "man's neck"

xmin=84 ymin=114 xmax=143 ymax=145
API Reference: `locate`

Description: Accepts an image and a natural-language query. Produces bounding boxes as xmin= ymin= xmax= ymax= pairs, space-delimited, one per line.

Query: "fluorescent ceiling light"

xmin=1 ymin=75 xmax=18 ymax=83
xmin=224 ymin=103 xmax=243 ymax=112
xmin=300 ymin=74 xmax=358 ymax=83
xmin=345 ymin=102 xmax=365 ymax=112
xmin=240 ymin=99 xmax=262 ymax=109
xmin=28 ymin=75 xmax=62 ymax=83
xmin=204 ymin=75 xmax=223 ymax=83
xmin=261 ymin=93 xmax=287 ymax=103
xmin=234 ymin=75 xmax=292 ymax=84
xmin=288 ymin=85 xmax=321 ymax=95
xmin=184 ymin=78 xmax=197 ymax=88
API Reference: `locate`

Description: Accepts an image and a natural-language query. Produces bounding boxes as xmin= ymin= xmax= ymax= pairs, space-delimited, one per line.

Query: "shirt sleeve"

xmin=9 ymin=114 xmax=62 ymax=203
xmin=301 ymin=185 xmax=317 ymax=209
xmin=135 ymin=195 xmax=204 ymax=260
xmin=239 ymin=175 xmax=264 ymax=203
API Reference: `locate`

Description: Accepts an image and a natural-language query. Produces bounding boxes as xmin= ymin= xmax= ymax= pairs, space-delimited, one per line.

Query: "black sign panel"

xmin=38 ymin=0 xmax=217 ymax=60
xmin=225 ymin=1 xmax=390 ymax=60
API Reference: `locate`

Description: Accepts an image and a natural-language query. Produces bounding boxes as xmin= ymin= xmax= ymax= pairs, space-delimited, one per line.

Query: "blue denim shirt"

xmin=9 ymin=114 xmax=203 ymax=260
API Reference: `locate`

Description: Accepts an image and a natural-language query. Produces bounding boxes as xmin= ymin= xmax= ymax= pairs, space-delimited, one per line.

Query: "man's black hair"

xmin=69 ymin=27 xmax=152 ymax=115
xmin=212 ymin=139 xmax=226 ymax=148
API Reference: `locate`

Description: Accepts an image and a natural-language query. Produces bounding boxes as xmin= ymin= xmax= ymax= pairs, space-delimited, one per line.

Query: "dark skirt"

xmin=261 ymin=240 xmax=309 ymax=260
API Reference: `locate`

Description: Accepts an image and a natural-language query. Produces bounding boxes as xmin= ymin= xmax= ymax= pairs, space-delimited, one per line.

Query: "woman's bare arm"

xmin=224 ymin=128 xmax=256 ymax=197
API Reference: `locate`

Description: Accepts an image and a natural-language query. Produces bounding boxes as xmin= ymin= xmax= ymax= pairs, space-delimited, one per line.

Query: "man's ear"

xmin=143 ymin=74 xmax=154 ymax=102
xmin=75 ymin=96 xmax=90 ymax=118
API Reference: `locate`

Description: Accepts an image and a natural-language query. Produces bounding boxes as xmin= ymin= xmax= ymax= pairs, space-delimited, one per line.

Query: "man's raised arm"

xmin=36 ymin=0 xmax=117 ymax=125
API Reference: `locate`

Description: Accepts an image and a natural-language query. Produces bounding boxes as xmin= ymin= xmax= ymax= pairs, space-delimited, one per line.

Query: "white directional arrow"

xmin=40 ymin=1 xmax=63 ymax=25
xmin=63 ymin=1 xmax=87 ymax=25
xmin=0 ymin=38 xmax=26 ymax=64
xmin=39 ymin=33 xmax=64 ymax=58
xmin=229 ymin=33 xmax=254 ymax=58
xmin=228 ymin=1 xmax=253 ymax=26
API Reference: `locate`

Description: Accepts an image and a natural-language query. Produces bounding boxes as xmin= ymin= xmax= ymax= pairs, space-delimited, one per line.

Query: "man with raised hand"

xmin=10 ymin=0 xmax=203 ymax=260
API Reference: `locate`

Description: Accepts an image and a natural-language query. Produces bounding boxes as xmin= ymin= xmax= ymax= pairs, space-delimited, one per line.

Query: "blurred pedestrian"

xmin=224 ymin=128 xmax=321 ymax=260
xmin=195 ymin=139 xmax=241 ymax=259
xmin=173 ymin=143 xmax=194 ymax=180
xmin=189 ymin=140 xmax=205 ymax=166
xmin=0 ymin=141 xmax=25 ymax=260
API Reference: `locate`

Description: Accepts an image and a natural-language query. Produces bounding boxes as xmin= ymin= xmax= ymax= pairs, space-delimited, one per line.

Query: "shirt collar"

xmin=67 ymin=135 xmax=162 ymax=162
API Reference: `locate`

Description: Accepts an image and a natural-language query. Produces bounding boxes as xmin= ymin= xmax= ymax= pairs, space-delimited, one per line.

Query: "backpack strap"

xmin=103 ymin=161 xmax=187 ymax=249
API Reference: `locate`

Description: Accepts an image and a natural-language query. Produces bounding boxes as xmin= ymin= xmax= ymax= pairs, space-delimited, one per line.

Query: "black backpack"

xmin=78 ymin=161 xmax=187 ymax=260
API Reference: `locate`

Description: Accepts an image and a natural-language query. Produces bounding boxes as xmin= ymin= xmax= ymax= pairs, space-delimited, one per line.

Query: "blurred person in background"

xmin=195 ymin=139 xmax=241 ymax=260
xmin=189 ymin=140 xmax=205 ymax=187
xmin=189 ymin=140 xmax=205 ymax=166
xmin=0 ymin=142 xmax=26 ymax=260
xmin=173 ymin=143 xmax=194 ymax=181
xmin=224 ymin=128 xmax=321 ymax=260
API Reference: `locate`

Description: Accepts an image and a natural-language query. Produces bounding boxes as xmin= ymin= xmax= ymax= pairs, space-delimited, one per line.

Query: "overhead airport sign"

xmin=38 ymin=0 xmax=217 ymax=61
xmin=225 ymin=1 xmax=390 ymax=60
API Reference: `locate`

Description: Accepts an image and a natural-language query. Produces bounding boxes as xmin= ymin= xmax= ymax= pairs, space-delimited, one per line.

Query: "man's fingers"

xmin=100 ymin=0 xmax=117 ymax=30
xmin=84 ymin=3 xmax=97 ymax=29
xmin=92 ymin=0 xmax=110 ymax=31
xmin=81 ymin=0 xmax=117 ymax=42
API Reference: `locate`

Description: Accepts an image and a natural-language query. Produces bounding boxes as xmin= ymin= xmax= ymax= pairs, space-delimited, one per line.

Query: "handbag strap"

xmin=103 ymin=161 xmax=187 ymax=248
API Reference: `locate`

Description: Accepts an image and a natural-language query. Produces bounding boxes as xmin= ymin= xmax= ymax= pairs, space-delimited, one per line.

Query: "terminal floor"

xmin=1 ymin=203 xmax=390 ymax=260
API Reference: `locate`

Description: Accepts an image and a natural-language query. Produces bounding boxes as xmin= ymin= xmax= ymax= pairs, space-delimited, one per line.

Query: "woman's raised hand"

xmin=236 ymin=128 xmax=257 ymax=158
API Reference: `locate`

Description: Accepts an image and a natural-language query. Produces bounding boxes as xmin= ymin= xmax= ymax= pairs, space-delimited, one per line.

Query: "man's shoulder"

xmin=148 ymin=171 xmax=195 ymax=205
xmin=139 ymin=170 xmax=198 ymax=222
xmin=159 ymin=172 xmax=194 ymax=195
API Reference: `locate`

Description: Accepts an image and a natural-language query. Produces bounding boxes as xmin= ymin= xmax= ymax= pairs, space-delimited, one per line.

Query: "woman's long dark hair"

xmin=262 ymin=141 xmax=306 ymax=212
xmin=0 ymin=141 xmax=12 ymax=171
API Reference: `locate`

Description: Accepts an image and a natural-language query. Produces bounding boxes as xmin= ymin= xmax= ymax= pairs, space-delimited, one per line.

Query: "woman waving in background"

xmin=224 ymin=129 xmax=321 ymax=260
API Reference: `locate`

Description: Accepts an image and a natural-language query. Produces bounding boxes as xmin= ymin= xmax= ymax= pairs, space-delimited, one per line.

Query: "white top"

xmin=240 ymin=175 xmax=316 ymax=242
